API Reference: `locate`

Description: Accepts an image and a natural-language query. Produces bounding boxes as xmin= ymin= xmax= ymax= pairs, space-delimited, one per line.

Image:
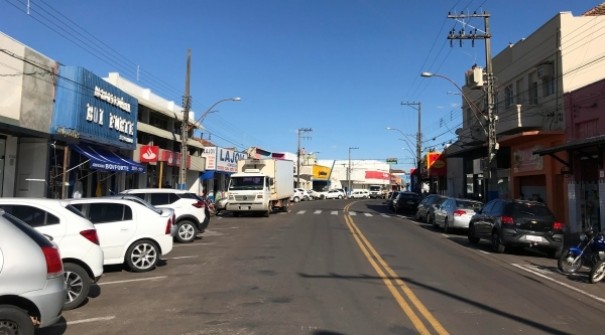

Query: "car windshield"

xmin=229 ymin=176 xmax=265 ymax=190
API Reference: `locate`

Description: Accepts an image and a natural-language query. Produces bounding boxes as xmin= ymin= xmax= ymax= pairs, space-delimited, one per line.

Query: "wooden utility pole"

xmin=178 ymin=49 xmax=192 ymax=189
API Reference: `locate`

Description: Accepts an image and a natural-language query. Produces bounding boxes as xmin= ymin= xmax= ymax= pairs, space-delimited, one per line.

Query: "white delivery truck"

xmin=226 ymin=158 xmax=294 ymax=217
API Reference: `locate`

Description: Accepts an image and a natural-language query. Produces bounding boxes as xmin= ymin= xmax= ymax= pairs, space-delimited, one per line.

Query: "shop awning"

xmin=70 ymin=144 xmax=145 ymax=173
xmin=200 ymin=170 xmax=215 ymax=180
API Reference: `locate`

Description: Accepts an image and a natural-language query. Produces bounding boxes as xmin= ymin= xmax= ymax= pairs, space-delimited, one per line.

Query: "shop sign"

xmin=217 ymin=148 xmax=248 ymax=172
xmin=139 ymin=145 xmax=159 ymax=163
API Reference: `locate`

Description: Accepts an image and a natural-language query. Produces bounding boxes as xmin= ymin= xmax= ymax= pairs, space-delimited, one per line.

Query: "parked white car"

xmin=325 ymin=189 xmax=346 ymax=199
xmin=290 ymin=188 xmax=311 ymax=202
xmin=0 ymin=210 xmax=65 ymax=333
xmin=350 ymin=190 xmax=370 ymax=199
xmin=0 ymin=198 xmax=104 ymax=310
xmin=67 ymin=198 xmax=174 ymax=272
xmin=120 ymin=188 xmax=208 ymax=243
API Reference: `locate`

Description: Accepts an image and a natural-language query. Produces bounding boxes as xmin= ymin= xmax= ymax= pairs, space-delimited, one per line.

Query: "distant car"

xmin=0 ymin=198 xmax=104 ymax=310
xmin=393 ymin=192 xmax=421 ymax=214
xmin=415 ymin=194 xmax=446 ymax=224
xmin=433 ymin=198 xmax=483 ymax=232
xmin=350 ymin=190 xmax=370 ymax=199
xmin=291 ymin=188 xmax=311 ymax=202
xmin=120 ymin=188 xmax=208 ymax=243
xmin=325 ymin=189 xmax=346 ymax=199
xmin=67 ymin=198 xmax=174 ymax=272
xmin=307 ymin=189 xmax=325 ymax=200
xmin=385 ymin=191 xmax=400 ymax=210
xmin=467 ymin=199 xmax=564 ymax=257
xmin=0 ymin=210 xmax=65 ymax=333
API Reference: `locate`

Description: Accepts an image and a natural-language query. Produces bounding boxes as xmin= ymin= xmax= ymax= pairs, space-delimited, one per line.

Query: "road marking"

xmin=349 ymin=211 xmax=357 ymax=216
xmin=331 ymin=211 xmax=339 ymax=215
xmin=99 ymin=276 xmax=167 ymax=286
xmin=381 ymin=214 xmax=390 ymax=218
xmin=51 ymin=316 xmax=116 ymax=327
xmin=364 ymin=213 xmax=373 ymax=217
xmin=167 ymin=255 xmax=199 ymax=260
xmin=343 ymin=203 xmax=449 ymax=335
xmin=512 ymin=263 xmax=605 ymax=304
xmin=314 ymin=210 xmax=322 ymax=214
xmin=297 ymin=210 xmax=306 ymax=215
xmin=173 ymin=242 xmax=215 ymax=247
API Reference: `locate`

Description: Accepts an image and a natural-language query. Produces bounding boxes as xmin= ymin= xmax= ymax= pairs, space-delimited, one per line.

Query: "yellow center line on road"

xmin=343 ymin=202 xmax=449 ymax=335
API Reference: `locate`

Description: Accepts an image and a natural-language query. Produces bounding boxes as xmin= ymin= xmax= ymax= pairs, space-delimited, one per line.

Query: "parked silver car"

xmin=0 ymin=210 xmax=65 ymax=333
xmin=433 ymin=198 xmax=483 ymax=232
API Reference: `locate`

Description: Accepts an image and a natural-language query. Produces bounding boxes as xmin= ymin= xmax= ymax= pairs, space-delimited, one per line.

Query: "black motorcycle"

xmin=558 ymin=226 xmax=605 ymax=276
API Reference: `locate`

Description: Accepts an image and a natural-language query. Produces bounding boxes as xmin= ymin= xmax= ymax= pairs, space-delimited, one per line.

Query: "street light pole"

xmin=387 ymin=125 xmax=421 ymax=193
xmin=178 ymin=95 xmax=241 ymax=190
xmin=421 ymin=70 xmax=496 ymax=201
xmin=296 ymin=128 xmax=312 ymax=188
xmin=348 ymin=147 xmax=359 ymax=195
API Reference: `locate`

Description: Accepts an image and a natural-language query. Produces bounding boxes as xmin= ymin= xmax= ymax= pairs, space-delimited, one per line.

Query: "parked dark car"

xmin=385 ymin=191 xmax=400 ymax=210
xmin=393 ymin=192 xmax=421 ymax=214
xmin=415 ymin=194 xmax=446 ymax=224
xmin=467 ymin=199 xmax=564 ymax=258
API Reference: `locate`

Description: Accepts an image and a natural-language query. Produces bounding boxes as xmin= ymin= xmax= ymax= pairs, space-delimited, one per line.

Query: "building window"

xmin=504 ymin=84 xmax=514 ymax=108
xmin=542 ymin=77 xmax=555 ymax=97
xmin=515 ymin=78 xmax=524 ymax=105
xmin=528 ymin=72 xmax=538 ymax=105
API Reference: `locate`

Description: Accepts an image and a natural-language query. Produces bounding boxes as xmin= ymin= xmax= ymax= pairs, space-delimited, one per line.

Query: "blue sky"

xmin=0 ymin=0 xmax=599 ymax=170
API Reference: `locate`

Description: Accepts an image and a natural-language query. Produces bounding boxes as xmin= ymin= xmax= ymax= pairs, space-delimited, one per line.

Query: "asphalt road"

xmin=38 ymin=198 xmax=605 ymax=335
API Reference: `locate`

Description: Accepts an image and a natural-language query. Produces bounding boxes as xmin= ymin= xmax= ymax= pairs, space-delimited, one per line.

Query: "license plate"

xmin=525 ymin=235 xmax=545 ymax=242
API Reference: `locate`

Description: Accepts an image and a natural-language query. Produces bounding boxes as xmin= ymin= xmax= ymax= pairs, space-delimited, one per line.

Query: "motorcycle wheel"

xmin=557 ymin=249 xmax=583 ymax=274
xmin=589 ymin=260 xmax=605 ymax=283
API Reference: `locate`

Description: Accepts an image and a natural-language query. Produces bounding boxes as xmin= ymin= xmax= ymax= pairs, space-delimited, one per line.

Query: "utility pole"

xmin=178 ymin=49 xmax=192 ymax=190
xmin=348 ymin=146 xmax=359 ymax=195
xmin=296 ymin=128 xmax=312 ymax=188
xmin=400 ymin=101 xmax=422 ymax=193
xmin=447 ymin=11 xmax=498 ymax=201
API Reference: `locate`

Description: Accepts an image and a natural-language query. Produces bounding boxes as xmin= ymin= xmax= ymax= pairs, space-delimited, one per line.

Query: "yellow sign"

xmin=313 ymin=165 xmax=331 ymax=180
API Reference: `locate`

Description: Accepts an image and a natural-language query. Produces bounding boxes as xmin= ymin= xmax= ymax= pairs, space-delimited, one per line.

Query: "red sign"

xmin=365 ymin=171 xmax=390 ymax=180
xmin=426 ymin=152 xmax=446 ymax=176
xmin=139 ymin=145 xmax=159 ymax=163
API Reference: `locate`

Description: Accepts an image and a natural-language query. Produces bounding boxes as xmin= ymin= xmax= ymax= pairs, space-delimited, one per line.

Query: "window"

xmin=149 ymin=193 xmax=172 ymax=206
xmin=515 ymin=79 xmax=524 ymax=105
xmin=87 ymin=203 xmax=133 ymax=223
xmin=0 ymin=205 xmax=60 ymax=227
xmin=528 ymin=72 xmax=538 ymax=105
xmin=504 ymin=84 xmax=514 ymax=108
xmin=542 ymin=77 xmax=555 ymax=97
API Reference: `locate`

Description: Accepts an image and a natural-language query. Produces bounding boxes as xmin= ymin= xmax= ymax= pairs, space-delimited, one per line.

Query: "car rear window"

xmin=458 ymin=200 xmax=482 ymax=211
xmin=0 ymin=205 xmax=60 ymax=227
xmin=511 ymin=203 xmax=554 ymax=218
xmin=399 ymin=193 xmax=419 ymax=200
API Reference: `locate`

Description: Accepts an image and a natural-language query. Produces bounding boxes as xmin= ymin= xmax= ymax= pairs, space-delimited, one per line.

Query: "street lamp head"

xmin=420 ymin=72 xmax=433 ymax=78
xmin=232 ymin=97 xmax=242 ymax=102
xmin=386 ymin=126 xmax=393 ymax=130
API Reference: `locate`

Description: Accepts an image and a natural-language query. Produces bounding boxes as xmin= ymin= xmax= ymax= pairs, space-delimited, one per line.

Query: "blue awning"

xmin=200 ymin=170 xmax=215 ymax=180
xmin=70 ymin=144 xmax=145 ymax=173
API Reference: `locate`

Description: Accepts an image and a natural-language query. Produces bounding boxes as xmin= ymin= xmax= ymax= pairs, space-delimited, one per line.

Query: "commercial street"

xmin=39 ymin=199 xmax=605 ymax=335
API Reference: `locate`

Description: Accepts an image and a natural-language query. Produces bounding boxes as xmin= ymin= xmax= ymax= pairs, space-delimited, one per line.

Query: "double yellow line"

xmin=343 ymin=203 xmax=449 ymax=335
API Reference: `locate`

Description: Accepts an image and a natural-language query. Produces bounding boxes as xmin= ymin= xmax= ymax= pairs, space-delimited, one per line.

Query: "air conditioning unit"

xmin=465 ymin=66 xmax=484 ymax=89
xmin=537 ymin=63 xmax=554 ymax=79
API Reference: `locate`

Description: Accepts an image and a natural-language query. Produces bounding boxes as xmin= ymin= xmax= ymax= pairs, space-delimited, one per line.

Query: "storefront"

xmin=200 ymin=146 xmax=248 ymax=200
xmin=50 ymin=66 xmax=144 ymax=198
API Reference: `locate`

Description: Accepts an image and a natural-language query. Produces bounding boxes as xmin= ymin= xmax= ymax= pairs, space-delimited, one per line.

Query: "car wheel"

xmin=126 ymin=240 xmax=159 ymax=272
xmin=338 ymin=195 xmax=343 ymax=199
xmin=293 ymin=196 xmax=300 ymax=203
xmin=589 ymin=260 xmax=605 ymax=283
xmin=0 ymin=305 xmax=34 ymax=335
xmin=467 ymin=225 xmax=480 ymax=244
xmin=63 ymin=263 xmax=91 ymax=310
xmin=491 ymin=231 xmax=505 ymax=253
xmin=175 ymin=220 xmax=196 ymax=243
